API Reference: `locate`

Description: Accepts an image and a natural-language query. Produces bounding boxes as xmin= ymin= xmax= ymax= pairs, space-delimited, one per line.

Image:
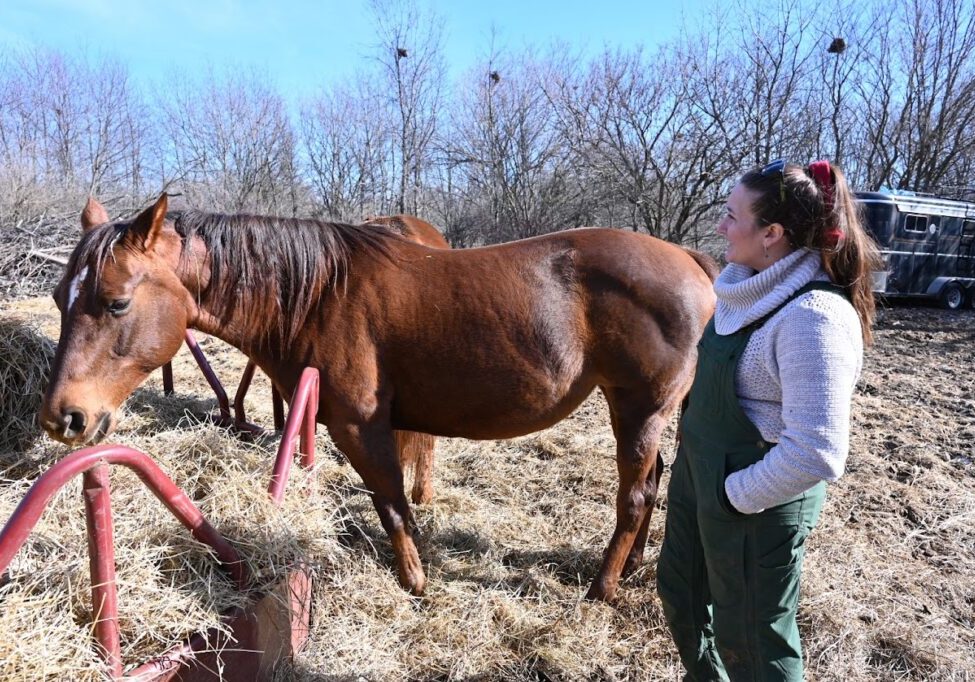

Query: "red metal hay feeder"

xmin=0 ymin=369 xmax=321 ymax=680
xmin=164 ymin=331 xmax=286 ymax=437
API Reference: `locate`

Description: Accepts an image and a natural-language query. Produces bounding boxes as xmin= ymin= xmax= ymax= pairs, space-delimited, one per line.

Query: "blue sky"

xmin=0 ymin=0 xmax=713 ymax=101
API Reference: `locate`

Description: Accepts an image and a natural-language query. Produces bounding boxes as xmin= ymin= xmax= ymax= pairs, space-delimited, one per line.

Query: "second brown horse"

xmin=40 ymin=196 xmax=716 ymax=600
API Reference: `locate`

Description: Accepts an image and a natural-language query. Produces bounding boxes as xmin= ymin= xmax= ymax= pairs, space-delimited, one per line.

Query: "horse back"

xmin=358 ymin=227 xmax=715 ymax=354
xmin=319 ymin=229 xmax=714 ymax=436
xmin=362 ymin=214 xmax=449 ymax=250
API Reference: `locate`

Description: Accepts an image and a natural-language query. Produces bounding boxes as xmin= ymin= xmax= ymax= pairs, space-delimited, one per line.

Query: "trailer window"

xmin=963 ymin=220 xmax=975 ymax=239
xmin=904 ymin=214 xmax=929 ymax=235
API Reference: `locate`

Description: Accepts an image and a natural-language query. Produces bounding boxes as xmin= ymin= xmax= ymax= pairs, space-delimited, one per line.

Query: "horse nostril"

xmin=61 ymin=408 xmax=87 ymax=439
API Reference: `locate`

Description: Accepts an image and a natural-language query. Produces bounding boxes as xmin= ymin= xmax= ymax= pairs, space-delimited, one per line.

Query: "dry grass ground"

xmin=0 ymin=296 xmax=972 ymax=681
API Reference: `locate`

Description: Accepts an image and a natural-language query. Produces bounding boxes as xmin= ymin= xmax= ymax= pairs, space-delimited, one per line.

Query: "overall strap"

xmin=741 ymin=280 xmax=847 ymax=335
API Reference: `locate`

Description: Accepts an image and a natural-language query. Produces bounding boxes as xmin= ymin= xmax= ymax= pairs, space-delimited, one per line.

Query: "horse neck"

xmin=174 ymin=236 xmax=268 ymax=355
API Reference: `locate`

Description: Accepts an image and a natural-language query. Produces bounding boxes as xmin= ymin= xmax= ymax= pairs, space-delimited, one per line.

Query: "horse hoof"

xmin=407 ymin=578 xmax=426 ymax=597
xmin=584 ymin=582 xmax=616 ymax=602
xmin=400 ymin=570 xmax=426 ymax=596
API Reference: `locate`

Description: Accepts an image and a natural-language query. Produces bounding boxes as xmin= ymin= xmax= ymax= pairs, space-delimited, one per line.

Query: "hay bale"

xmin=0 ymin=316 xmax=55 ymax=456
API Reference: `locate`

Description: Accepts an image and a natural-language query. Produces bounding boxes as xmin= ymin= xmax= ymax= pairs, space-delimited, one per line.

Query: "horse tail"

xmin=394 ymin=430 xmax=436 ymax=504
xmin=684 ymin=248 xmax=719 ymax=282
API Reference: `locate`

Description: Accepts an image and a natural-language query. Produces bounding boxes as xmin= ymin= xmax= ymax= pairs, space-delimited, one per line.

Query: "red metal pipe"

xmin=299 ymin=374 xmax=318 ymax=468
xmin=182 ymin=331 xmax=232 ymax=425
xmin=0 ymin=446 xmax=249 ymax=678
xmin=268 ymin=368 xmax=319 ymax=505
xmin=83 ymin=464 xmax=123 ymax=678
xmin=0 ymin=446 xmax=248 ymax=590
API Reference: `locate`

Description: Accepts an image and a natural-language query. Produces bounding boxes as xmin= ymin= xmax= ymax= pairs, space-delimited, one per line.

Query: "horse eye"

xmin=106 ymin=299 xmax=132 ymax=316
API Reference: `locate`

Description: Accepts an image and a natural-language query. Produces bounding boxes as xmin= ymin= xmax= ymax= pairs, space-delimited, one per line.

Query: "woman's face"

xmin=717 ymin=182 xmax=770 ymax=270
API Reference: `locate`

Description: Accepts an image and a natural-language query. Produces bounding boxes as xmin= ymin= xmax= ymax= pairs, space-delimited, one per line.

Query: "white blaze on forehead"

xmin=68 ymin=266 xmax=89 ymax=311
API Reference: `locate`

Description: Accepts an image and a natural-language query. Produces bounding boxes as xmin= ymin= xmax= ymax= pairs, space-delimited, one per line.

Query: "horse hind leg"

xmin=617 ymin=369 xmax=695 ymax=581
xmin=586 ymin=386 xmax=680 ymax=602
xmin=622 ymin=378 xmax=695 ymax=578
xmin=395 ymin=430 xmax=436 ymax=504
xmin=622 ymin=450 xmax=664 ymax=578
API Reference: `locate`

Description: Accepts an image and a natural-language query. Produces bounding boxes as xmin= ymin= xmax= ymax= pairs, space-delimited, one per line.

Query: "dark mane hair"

xmin=173 ymin=211 xmax=396 ymax=348
xmin=64 ymin=221 xmax=128 ymax=301
xmin=69 ymin=211 xmax=395 ymax=349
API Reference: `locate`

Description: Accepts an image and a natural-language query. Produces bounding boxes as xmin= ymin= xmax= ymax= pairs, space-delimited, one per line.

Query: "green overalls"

xmin=657 ymin=282 xmax=844 ymax=682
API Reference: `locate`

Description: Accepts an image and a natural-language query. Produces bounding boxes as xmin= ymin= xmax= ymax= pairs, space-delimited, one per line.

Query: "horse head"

xmin=39 ymin=194 xmax=192 ymax=446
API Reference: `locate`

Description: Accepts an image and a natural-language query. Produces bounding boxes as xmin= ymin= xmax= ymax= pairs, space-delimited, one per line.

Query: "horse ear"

xmin=129 ymin=194 xmax=169 ymax=251
xmin=81 ymin=197 xmax=109 ymax=232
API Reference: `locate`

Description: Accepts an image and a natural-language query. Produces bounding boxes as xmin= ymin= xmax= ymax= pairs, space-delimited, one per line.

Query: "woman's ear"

xmin=764 ymin=222 xmax=787 ymax=247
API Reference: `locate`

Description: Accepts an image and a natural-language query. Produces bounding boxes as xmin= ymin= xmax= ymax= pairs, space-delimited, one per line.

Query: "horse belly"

xmin=390 ymin=369 xmax=597 ymax=440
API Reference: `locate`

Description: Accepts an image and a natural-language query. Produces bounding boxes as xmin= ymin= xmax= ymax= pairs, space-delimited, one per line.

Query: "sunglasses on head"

xmin=761 ymin=159 xmax=787 ymax=202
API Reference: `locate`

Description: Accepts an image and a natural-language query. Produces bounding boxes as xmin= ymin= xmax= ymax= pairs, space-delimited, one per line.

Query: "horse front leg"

xmin=330 ymin=422 xmax=426 ymax=596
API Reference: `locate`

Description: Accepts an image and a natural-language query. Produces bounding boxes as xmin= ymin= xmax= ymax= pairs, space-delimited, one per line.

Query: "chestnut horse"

xmin=40 ymin=195 xmax=716 ymax=601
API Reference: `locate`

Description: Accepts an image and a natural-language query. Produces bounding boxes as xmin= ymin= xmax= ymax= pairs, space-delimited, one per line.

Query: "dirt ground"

xmin=0 ymin=294 xmax=973 ymax=681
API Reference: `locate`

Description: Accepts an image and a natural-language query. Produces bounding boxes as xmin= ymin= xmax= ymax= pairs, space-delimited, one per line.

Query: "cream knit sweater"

xmin=714 ymin=249 xmax=863 ymax=514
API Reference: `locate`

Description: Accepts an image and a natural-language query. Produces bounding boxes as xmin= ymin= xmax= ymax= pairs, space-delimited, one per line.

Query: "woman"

xmin=656 ymin=160 xmax=881 ymax=681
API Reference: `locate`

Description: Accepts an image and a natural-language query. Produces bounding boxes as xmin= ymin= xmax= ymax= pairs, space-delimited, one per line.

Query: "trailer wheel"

xmin=939 ymin=282 xmax=965 ymax=310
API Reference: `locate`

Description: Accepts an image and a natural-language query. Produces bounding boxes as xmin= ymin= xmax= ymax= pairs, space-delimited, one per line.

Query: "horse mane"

xmin=70 ymin=211 xmax=396 ymax=349
xmin=65 ymin=222 xmax=128 ymax=302
xmin=173 ymin=211 xmax=397 ymax=348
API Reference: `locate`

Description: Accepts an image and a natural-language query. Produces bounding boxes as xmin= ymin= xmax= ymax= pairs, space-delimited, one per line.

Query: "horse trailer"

xmin=857 ymin=191 xmax=975 ymax=309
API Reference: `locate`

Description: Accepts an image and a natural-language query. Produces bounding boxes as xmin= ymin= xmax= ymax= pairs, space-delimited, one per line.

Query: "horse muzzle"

xmin=40 ymin=406 xmax=114 ymax=446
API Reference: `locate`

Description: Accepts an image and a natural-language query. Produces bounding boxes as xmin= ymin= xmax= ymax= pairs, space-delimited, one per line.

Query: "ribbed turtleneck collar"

xmin=713 ymin=249 xmax=827 ymax=335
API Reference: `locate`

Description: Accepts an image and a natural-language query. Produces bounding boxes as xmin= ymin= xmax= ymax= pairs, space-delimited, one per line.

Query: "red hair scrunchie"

xmin=808 ymin=160 xmax=843 ymax=248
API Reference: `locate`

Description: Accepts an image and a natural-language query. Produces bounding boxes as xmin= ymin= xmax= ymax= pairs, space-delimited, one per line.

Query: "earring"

xmin=764 ymin=244 xmax=769 ymax=259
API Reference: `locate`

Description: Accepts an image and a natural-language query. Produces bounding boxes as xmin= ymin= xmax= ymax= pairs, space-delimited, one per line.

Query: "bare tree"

xmin=844 ymin=0 xmax=975 ymax=192
xmin=369 ymin=0 xmax=445 ymax=215
xmin=893 ymin=0 xmax=975 ymax=191
xmin=158 ymin=68 xmax=300 ymax=214
xmin=801 ymin=3 xmax=880 ymax=172
xmin=547 ymin=48 xmax=673 ymax=236
xmin=0 ymin=48 xmax=149 ymax=221
xmin=300 ymin=74 xmax=395 ymax=220
xmin=542 ymin=44 xmax=731 ymax=244
xmin=852 ymin=8 xmax=903 ymax=190
xmin=445 ymin=48 xmax=588 ymax=244
xmin=727 ymin=0 xmax=820 ymax=166
xmin=669 ymin=26 xmax=758 ymax=247
xmin=0 ymin=48 xmax=155 ymax=297
xmin=4 ymin=0 xmax=975 ymax=282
